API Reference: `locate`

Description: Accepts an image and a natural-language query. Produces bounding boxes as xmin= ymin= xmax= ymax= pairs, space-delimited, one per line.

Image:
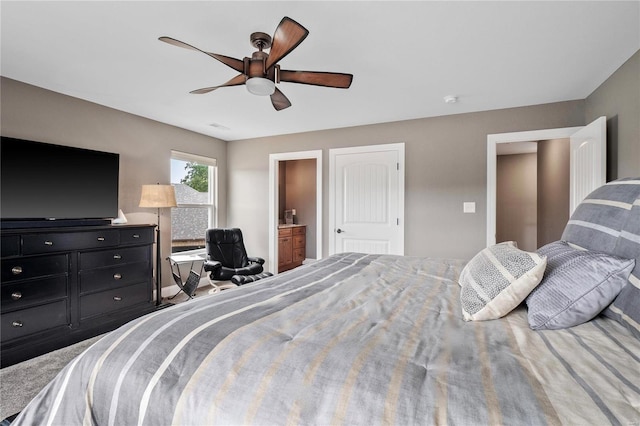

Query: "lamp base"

xmin=155 ymin=301 xmax=174 ymax=311
xmin=154 ymin=222 xmax=162 ymax=306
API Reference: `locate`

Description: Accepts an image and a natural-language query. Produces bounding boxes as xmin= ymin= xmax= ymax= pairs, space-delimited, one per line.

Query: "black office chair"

xmin=203 ymin=228 xmax=272 ymax=286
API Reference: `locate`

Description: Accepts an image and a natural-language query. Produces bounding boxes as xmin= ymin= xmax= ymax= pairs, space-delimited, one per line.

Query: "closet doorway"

xmin=268 ymin=151 xmax=322 ymax=275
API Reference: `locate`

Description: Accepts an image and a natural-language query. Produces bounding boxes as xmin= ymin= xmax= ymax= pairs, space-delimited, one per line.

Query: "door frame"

xmin=486 ymin=126 xmax=581 ymax=247
xmin=268 ymin=150 xmax=322 ymax=275
xmin=329 ymin=143 xmax=405 ymax=256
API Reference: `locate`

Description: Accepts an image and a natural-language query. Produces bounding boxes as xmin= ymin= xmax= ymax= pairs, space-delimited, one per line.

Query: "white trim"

xmin=171 ymin=149 xmax=217 ymax=167
xmin=169 ymin=152 xmax=218 ymax=254
xmin=329 ymin=143 xmax=405 ymax=256
xmin=268 ymin=150 xmax=323 ymax=275
xmin=486 ymin=126 xmax=581 ymax=247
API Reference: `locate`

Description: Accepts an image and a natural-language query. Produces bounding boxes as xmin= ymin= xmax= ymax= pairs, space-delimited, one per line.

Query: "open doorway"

xmin=496 ymin=139 xmax=569 ymax=251
xmin=487 ymin=117 xmax=606 ymax=248
xmin=268 ymin=150 xmax=322 ymax=275
xmin=278 ymin=159 xmax=317 ymax=272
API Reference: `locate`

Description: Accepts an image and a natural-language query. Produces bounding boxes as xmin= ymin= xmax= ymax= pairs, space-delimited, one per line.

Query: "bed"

xmin=12 ymin=179 xmax=640 ymax=426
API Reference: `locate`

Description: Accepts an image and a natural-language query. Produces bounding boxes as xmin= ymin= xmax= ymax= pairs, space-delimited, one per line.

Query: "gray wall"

xmin=537 ymin=138 xmax=570 ymax=247
xmin=0 ymin=77 xmax=227 ymax=290
xmin=2 ymin=48 xmax=636 ymax=273
xmin=496 ymin=153 xmax=537 ymax=251
xmin=230 ymin=51 xmax=640 ymax=266
xmin=585 ymin=49 xmax=640 ymax=180
xmin=228 ymin=101 xmax=584 ymax=264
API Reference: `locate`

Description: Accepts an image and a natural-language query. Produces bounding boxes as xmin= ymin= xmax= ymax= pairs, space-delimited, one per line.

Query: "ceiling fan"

xmin=159 ymin=16 xmax=353 ymax=111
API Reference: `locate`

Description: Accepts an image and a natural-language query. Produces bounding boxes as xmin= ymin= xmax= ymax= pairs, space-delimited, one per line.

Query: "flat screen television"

xmin=1 ymin=137 xmax=119 ymax=225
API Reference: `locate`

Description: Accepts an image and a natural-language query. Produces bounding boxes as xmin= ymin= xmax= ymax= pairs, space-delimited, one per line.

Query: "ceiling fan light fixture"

xmin=161 ymin=16 xmax=351 ymax=111
xmin=246 ymin=77 xmax=276 ymax=96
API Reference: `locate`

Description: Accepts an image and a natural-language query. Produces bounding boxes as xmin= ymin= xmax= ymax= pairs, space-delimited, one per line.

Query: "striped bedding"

xmin=13 ymin=252 xmax=640 ymax=425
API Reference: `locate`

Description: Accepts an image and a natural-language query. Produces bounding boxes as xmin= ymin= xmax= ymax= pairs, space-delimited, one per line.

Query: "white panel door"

xmin=332 ymin=147 xmax=403 ymax=255
xmin=570 ymin=116 xmax=606 ymax=215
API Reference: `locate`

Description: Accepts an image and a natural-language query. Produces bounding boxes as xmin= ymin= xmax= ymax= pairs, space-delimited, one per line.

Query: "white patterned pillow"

xmin=459 ymin=241 xmax=547 ymax=321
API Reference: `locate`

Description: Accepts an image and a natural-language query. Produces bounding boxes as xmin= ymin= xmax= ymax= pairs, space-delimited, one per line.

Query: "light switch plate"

xmin=463 ymin=202 xmax=476 ymax=213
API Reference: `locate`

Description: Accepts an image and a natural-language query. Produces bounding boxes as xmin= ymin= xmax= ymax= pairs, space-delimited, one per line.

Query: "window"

xmin=170 ymin=151 xmax=217 ymax=254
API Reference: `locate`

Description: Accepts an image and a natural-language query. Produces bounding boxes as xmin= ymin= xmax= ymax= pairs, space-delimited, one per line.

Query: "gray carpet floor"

xmin=0 ymin=334 xmax=104 ymax=419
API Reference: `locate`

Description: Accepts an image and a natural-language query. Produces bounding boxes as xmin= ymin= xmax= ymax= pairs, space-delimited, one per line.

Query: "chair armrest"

xmin=203 ymin=260 xmax=222 ymax=272
xmin=247 ymin=256 xmax=265 ymax=266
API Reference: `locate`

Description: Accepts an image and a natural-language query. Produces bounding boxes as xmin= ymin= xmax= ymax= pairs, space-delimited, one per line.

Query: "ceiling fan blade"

xmin=265 ymin=17 xmax=309 ymax=70
xmin=207 ymin=53 xmax=244 ymax=73
xmin=270 ymin=88 xmax=292 ymax=111
xmin=159 ymin=36 xmax=244 ymax=73
xmin=279 ymin=70 xmax=353 ymax=89
xmin=189 ymin=74 xmax=246 ymax=94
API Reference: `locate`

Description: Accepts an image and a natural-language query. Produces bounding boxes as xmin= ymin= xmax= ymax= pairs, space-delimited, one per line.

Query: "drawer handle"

xmin=11 ymin=266 xmax=23 ymax=275
xmin=97 ymin=237 xmax=106 ymax=242
xmin=113 ymin=296 xmax=122 ymax=301
xmin=12 ymin=320 xmax=23 ymax=328
xmin=11 ymin=291 xmax=22 ymax=300
xmin=113 ymin=273 xmax=122 ymax=280
xmin=132 ymin=234 xmax=140 ymax=238
xmin=113 ymin=254 xmax=122 ymax=260
xmin=44 ymin=241 xmax=54 ymax=246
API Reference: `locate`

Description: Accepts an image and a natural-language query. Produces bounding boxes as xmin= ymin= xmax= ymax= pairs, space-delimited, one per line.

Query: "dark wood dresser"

xmin=1 ymin=224 xmax=155 ymax=367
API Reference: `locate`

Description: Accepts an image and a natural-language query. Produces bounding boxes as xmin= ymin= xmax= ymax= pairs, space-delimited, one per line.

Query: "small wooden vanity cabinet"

xmin=0 ymin=224 xmax=155 ymax=367
xmin=278 ymin=225 xmax=306 ymax=273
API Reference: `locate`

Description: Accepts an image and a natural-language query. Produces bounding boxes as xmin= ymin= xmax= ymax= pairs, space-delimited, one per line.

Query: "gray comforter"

xmin=13 ymin=253 xmax=640 ymax=425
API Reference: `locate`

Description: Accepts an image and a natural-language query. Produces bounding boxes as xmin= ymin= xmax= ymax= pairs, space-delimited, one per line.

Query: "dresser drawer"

xmin=79 ymin=246 xmax=149 ymax=270
xmin=1 ymin=254 xmax=68 ymax=282
xmin=79 ymin=262 xmax=149 ymax=295
xmin=278 ymin=227 xmax=292 ymax=237
xmin=293 ymin=235 xmax=305 ymax=248
xmin=293 ymin=248 xmax=305 ymax=263
xmin=120 ymin=227 xmax=154 ymax=245
xmin=292 ymin=226 xmax=306 ymax=236
xmin=1 ymin=235 xmax=20 ymax=257
xmin=22 ymin=230 xmax=119 ymax=254
xmin=80 ymin=282 xmax=149 ymax=320
xmin=1 ymin=300 xmax=68 ymax=341
xmin=1 ymin=276 xmax=67 ymax=311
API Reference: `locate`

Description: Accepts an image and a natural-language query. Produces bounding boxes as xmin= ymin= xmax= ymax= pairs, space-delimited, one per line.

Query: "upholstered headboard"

xmin=561 ymin=178 xmax=640 ymax=338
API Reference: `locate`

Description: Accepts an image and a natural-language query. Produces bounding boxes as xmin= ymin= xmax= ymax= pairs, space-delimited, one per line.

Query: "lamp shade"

xmin=139 ymin=184 xmax=178 ymax=208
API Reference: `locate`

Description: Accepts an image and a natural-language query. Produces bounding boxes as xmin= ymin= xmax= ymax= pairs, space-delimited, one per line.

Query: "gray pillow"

xmin=526 ymin=241 xmax=635 ymax=330
xmin=459 ymin=241 xmax=547 ymax=321
xmin=560 ymin=177 xmax=640 ymax=338
xmin=606 ymin=193 xmax=640 ymax=338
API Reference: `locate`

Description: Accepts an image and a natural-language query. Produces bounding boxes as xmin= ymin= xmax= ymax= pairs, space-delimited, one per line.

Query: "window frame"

xmin=170 ymin=150 xmax=218 ymax=255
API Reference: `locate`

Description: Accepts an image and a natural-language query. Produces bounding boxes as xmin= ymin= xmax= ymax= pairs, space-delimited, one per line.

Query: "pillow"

xmin=605 ymin=192 xmax=640 ymax=338
xmin=559 ymin=178 xmax=640 ymax=337
xmin=526 ymin=241 xmax=635 ymax=330
xmin=459 ymin=241 xmax=547 ymax=321
xmin=561 ymin=178 xmax=640 ymax=253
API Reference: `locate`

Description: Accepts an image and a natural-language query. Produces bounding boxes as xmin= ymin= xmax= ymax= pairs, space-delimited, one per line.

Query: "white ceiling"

xmin=1 ymin=1 xmax=638 ymax=142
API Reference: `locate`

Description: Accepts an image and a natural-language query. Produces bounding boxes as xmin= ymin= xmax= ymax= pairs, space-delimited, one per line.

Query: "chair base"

xmin=231 ymin=272 xmax=274 ymax=285
xmin=207 ymin=278 xmax=238 ymax=294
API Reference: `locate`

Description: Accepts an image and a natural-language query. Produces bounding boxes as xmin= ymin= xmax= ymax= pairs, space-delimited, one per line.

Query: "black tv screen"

xmin=1 ymin=137 xmax=119 ymax=221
